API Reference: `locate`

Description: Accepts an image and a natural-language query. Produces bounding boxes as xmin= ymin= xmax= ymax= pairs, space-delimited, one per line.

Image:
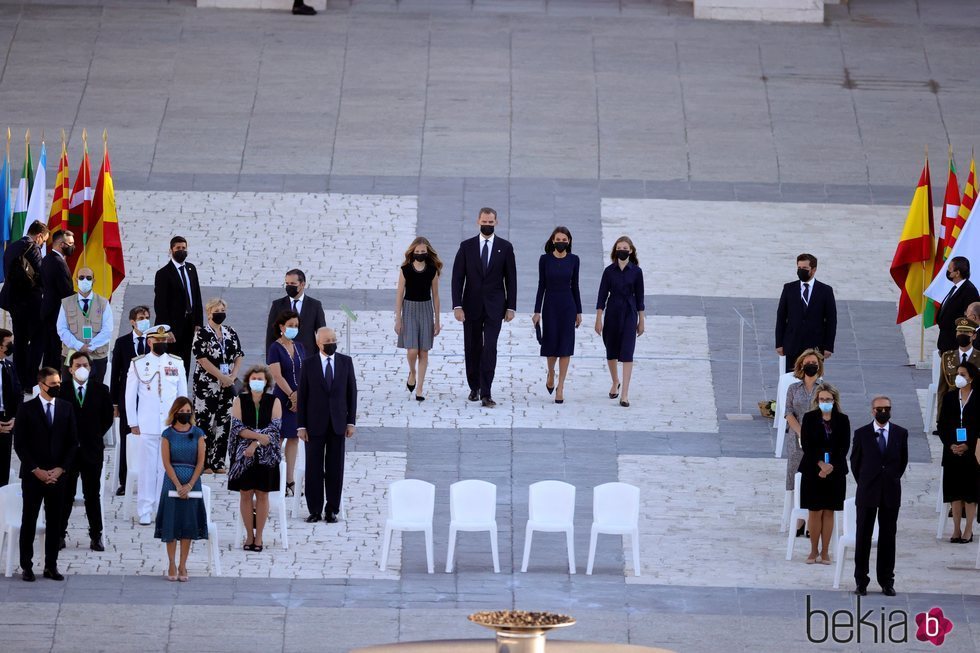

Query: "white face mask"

xmin=77 ymin=279 xmax=93 ymax=293
xmin=74 ymin=366 xmax=90 ymax=383
xmin=955 ymin=374 xmax=969 ymax=389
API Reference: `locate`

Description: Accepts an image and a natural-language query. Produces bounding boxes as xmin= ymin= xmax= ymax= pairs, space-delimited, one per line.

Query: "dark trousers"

xmin=20 ymin=475 xmax=65 ymax=571
xmin=10 ymin=303 xmax=39 ymax=389
xmin=304 ymin=433 xmax=345 ymax=516
xmin=854 ymin=504 xmax=899 ymax=589
xmin=62 ymin=458 xmax=104 ymax=539
xmin=173 ymin=319 xmax=195 ymax=376
xmin=0 ymin=432 xmax=10 ymax=487
xmin=37 ymin=315 xmax=62 ymax=370
xmin=117 ymin=409 xmax=130 ymax=487
xmin=463 ymin=313 xmax=503 ymax=398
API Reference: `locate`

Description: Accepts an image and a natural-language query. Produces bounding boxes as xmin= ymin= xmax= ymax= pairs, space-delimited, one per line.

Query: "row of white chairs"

xmin=379 ymin=479 xmax=641 ymax=576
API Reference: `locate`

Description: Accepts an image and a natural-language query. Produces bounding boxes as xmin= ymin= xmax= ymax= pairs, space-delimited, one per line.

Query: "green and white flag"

xmin=10 ymin=143 xmax=32 ymax=240
xmin=24 ymin=142 xmax=46 ymax=233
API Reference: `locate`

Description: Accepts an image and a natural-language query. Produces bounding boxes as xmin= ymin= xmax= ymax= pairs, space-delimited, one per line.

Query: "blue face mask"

xmin=248 ymin=379 xmax=265 ymax=393
xmin=135 ymin=319 xmax=151 ymax=334
xmin=284 ymin=326 xmax=299 ymax=340
xmin=818 ymin=401 xmax=834 ymax=413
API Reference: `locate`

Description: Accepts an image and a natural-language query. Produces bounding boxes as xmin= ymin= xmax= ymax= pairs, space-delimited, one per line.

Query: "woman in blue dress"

xmin=155 ymin=397 xmax=208 ymax=582
xmin=595 ymin=236 xmax=646 ymax=408
xmin=268 ymin=310 xmax=304 ymax=497
xmin=532 ymin=227 xmax=582 ymax=404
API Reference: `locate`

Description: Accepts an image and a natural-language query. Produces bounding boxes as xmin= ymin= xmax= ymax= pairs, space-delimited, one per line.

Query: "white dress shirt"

xmin=873 ymin=420 xmax=890 ymax=448
xmin=290 ymin=293 xmax=305 ymax=314
xmin=317 ymin=351 xmax=354 ymax=428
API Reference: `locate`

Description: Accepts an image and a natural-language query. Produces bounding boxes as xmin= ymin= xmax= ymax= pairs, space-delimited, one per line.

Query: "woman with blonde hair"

xmin=783 ymin=348 xmax=825 ymax=536
xmin=394 ymin=237 xmax=442 ymax=401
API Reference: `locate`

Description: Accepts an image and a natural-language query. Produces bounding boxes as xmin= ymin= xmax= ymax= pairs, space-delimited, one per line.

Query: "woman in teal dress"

xmin=155 ymin=396 xmax=208 ymax=582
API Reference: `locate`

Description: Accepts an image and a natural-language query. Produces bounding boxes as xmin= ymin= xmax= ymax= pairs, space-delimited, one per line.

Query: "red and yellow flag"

xmin=890 ymin=161 xmax=935 ymax=324
xmin=47 ymin=142 xmax=70 ymax=234
xmin=950 ymin=157 xmax=977 ymax=258
xmin=923 ymin=159 xmax=960 ymax=328
xmin=87 ymin=146 xmax=125 ymax=299
xmin=66 ymin=147 xmax=92 ymax=275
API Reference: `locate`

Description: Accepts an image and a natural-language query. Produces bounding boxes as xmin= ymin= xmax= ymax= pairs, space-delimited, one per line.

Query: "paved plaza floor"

xmin=1 ymin=0 xmax=980 ymax=651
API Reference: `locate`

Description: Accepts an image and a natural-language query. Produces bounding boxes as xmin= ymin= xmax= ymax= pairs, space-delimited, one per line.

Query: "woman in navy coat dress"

xmin=532 ymin=227 xmax=583 ymax=404
xmin=595 ymin=236 xmax=645 ymax=407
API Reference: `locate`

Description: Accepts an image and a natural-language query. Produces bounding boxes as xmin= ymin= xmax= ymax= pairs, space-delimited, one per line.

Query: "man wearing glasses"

xmin=56 ymin=267 xmax=115 ymax=385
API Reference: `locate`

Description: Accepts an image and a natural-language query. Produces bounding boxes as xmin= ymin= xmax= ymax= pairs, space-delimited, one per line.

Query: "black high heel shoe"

xmin=407 ymin=381 xmax=416 ymax=392
xmin=620 ymin=400 xmax=630 ymax=408
xmin=546 ymin=384 xmax=555 ymax=395
xmin=609 ymin=383 xmax=621 ymax=399
xmin=415 ymin=395 xmax=425 ymax=402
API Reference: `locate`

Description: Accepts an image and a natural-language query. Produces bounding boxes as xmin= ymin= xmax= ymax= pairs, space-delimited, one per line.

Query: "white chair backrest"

xmin=528 ymin=480 xmax=576 ymax=523
xmin=593 ymin=482 xmax=639 ymax=527
xmin=931 ymin=349 xmax=941 ymax=386
xmin=777 ymin=373 xmax=797 ymax=412
xmin=450 ymin=480 xmax=496 ymax=523
xmin=843 ymin=497 xmax=856 ymax=539
xmin=126 ymin=432 xmax=140 ymax=470
xmin=388 ymin=479 xmax=435 ymax=523
xmin=0 ymin=484 xmax=22 ymax=527
xmin=278 ymin=460 xmax=287 ymax=494
xmin=793 ymin=472 xmax=802 ymax=510
xmin=202 ymin=484 xmax=213 ymax=521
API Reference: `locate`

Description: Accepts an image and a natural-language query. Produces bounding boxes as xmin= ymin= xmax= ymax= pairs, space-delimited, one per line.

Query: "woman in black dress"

xmin=394 ymin=237 xmax=443 ymax=401
xmin=532 ymin=227 xmax=582 ymax=404
xmin=799 ymin=382 xmax=850 ymax=565
xmin=228 ymin=366 xmax=283 ymax=552
xmin=595 ymin=236 xmax=645 ymax=407
xmin=938 ymin=361 xmax=979 ymax=543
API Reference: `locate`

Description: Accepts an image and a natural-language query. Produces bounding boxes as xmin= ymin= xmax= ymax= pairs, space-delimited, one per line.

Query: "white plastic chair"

xmin=785 ymin=473 xmax=809 ymax=560
xmin=975 ymin=531 xmax=980 ymax=569
xmin=380 ymin=479 xmax=435 ymax=573
xmin=445 ymin=480 xmax=499 ymax=573
xmin=124 ymin=432 xmax=141 ymax=521
xmin=587 ymin=482 xmax=640 ymax=576
xmin=936 ymin=467 xmax=944 ymax=514
xmin=521 ymin=480 xmax=576 ymax=574
xmin=201 ymin=484 xmax=221 ymax=576
xmin=833 ymin=497 xmax=878 ymax=588
xmin=778 ymin=355 xmax=786 ymax=380
xmin=1 ymin=484 xmax=46 ymax=577
xmin=773 ymin=372 xmax=797 ymax=458
xmin=108 ymin=418 xmax=121 ymax=492
xmin=937 ymin=468 xmax=949 ymax=539
xmin=234 ymin=460 xmax=289 ymax=550
xmin=926 ymin=349 xmax=942 ymax=434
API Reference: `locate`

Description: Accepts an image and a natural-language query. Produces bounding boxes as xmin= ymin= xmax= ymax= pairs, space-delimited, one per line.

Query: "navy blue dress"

xmin=267 ymin=340 xmax=305 ymax=440
xmin=596 ymin=262 xmax=645 ymax=363
xmin=155 ymin=427 xmax=208 ymax=542
xmin=534 ymin=253 xmax=583 ymax=357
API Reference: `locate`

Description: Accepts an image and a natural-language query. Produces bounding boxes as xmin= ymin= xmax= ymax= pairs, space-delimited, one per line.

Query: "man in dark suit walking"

xmin=14 ymin=367 xmax=78 ymax=581
xmin=0 ymin=220 xmax=48 ymax=389
xmin=108 ymin=305 xmax=151 ymax=495
xmin=59 ymin=352 xmax=113 ymax=552
xmin=0 ymin=328 xmax=21 ymax=487
xmin=153 ymin=236 xmax=203 ymax=373
xmin=296 ymin=327 xmax=356 ymax=524
xmin=936 ymin=256 xmax=980 ymax=352
xmin=775 ymin=253 xmax=837 ymax=372
xmin=37 ymin=229 xmax=76 ymax=370
xmin=850 ymin=396 xmax=909 ymax=597
xmin=451 ymin=208 xmax=518 ymax=407
xmin=265 ymin=268 xmax=326 ymax=359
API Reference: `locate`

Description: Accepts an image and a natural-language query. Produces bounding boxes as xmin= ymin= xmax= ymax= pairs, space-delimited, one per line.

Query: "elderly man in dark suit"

xmin=265 ymin=268 xmax=326 ymax=360
xmin=775 ymin=253 xmax=837 ymax=373
xmin=14 ymin=367 xmax=78 ymax=581
xmin=108 ymin=305 xmax=151 ymax=495
xmin=850 ymin=396 xmax=909 ymax=597
xmin=37 ymin=229 xmax=76 ymax=370
xmin=0 ymin=220 xmax=48 ymax=389
xmin=297 ymin=327 xmax=356 ymax=524
xmin=936 ymin=256 xmax=980 ymax=352
xmin=0 ymin=328 xmax=21 ymax=487
xmin=153 ymin=236 xmax=203 ymax=373
xmin=451 ymin=207 xmax=518 ymax=407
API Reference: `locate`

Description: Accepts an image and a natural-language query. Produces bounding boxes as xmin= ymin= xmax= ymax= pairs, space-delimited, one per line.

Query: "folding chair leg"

xmin=975 ymin=537 xmax=980 ymax=570
xmin=4 ymin=531 xmax=13 ymax=577
xmin=424 ymin=525 xmax=434 ymax=574
xmin=937 ymin=504 xmax=948 ymax=540
xmin=631 ymin=529 xmax=641 ymax=577
xmin=785 ymin=523 xmax=796 ymax=561
xmin=520 ymin=524 xmax=533 ymax=573
xmin=380 ymin=524 xmax=392 ymax=571
xmin=565 ymin=528 xmax=576 ymax=575
xmin=445 ymin=526 xmax=457 ymax=573
xmin=489 ymin=525 xmax=500 ymax=574
xmin=780 ymin=491 xmax=793 ymax=533
xmin=833 ymin=541 xmax=845 ymax=589
xmin=586 ymin=528 xmax=598 ymax=575
xmin=279 ymin=502 xmax=289 ymax=550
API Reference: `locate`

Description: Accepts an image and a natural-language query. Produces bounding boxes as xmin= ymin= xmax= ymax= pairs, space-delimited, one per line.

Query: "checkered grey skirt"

xmin=398 ymin=299 xmax=435 ymax=350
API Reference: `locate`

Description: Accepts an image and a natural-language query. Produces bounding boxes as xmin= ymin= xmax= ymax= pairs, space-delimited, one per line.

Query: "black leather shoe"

xmin=881 ymin=586 xmax=896 ymax=597
xmin=305 ymin=514 xmax=321 ymax=523
xmin=90 ymin=537 xmax=105 ymax=552
xmin=468 ymin=390 xmax=479 ymax=402
xmin=854 ymin=586 xmax=867 ymax=596
xmin=325 ymin=512 xmax=338 ymax=523
xmin=481 ymin=397 xmax=496 ymax=408
xmin=43 ymin=568 xmax=64 ymax=581
xmin=21 ymin=569 xmax=35 ymax=582
xmin=115 ymin=486 xmax=126 ymax=497
xmin=58 ymin=538 xmax=66 ymax=551
xmin=292 ymin=2 xmax=317 ymax=14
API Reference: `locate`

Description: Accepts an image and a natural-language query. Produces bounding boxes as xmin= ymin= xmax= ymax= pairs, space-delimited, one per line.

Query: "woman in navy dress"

xmin=155 ymin=397 xmax=207 ymax=582
xmin=267 ymin=309 xmax=304 ymax=498
xmin=532 ymin=227 xmax=582 ymax=404
xmin=595 ymin=236 xmax=645 ymax=408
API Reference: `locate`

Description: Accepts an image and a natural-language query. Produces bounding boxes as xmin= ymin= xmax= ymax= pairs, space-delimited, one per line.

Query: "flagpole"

xmin=82 ymin=128 xmax=87 ymax=267
xmin=1 ymin=128 xmax=7 ymax=330
xmin=921 ymin=145 xmax=928 ymax=363
xmin=102 ymin=129 xmax=109 ymax=298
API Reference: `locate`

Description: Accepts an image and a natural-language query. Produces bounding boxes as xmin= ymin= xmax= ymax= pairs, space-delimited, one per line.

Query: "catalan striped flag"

xmin=923 ymin=159 xmax=960 ymax=328
xmin=66 ymin=146 xmax=92 ymax=274
xmin=949 ymin=157 xmax=977 ymax=258
xmin=47 ymin=142 xmax=70 ymax=235
xmin=87 ymin=145 xmax=125 ymax=299
xmin=890 ymin=160 xmax=935 ymax=324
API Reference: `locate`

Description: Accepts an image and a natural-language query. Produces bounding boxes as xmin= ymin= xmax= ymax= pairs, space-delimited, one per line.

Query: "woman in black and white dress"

xmin=394 ymin=237 xmax=442 ymax=401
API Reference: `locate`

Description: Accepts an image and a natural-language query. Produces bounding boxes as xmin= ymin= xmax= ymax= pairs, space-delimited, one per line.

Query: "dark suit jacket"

xmin=297 ymin=353 xmax=357 ymax=438
xmin=799 ymin=409 xmax=851 ymax=480
xmin=0 ymin=358 xmax=21 ymax=417
xmin=0 ymin=236 xmax=42 ymax=310
xmin=451 ymin=235 xmax=518 ymax=319
xmin=109 ymin=333 xmax=140 ymax=409
xmin=265 ymin=295 xmax=326 ymax=361
xmin=13 ymin=396 xmax=78 ymax=478
xmin=775 ymin=279 xmax=837 ymax=360
xmin=59 ymin=380 xmax=113 ymax=466
xmin=937 ymin=279 xmax=980 ymax=351
xmin=39 ymin=251 xmax=74 ymax=320
xmin=153 ymin=261 xmax=203 ymax=340
xmin=850 ymin=422 xmax=909 ymax=509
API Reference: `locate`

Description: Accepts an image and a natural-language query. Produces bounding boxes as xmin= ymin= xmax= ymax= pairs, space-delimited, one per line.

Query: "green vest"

xmin=61 ymin=293 xmax=109 ymax=360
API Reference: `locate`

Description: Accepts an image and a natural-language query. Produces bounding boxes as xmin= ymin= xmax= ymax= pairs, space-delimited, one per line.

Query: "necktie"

xmin=178 ymin=265 xmax=192 ymax=312
xmin=81 ymin=298 xmax=90 ymax=314
xmin=963 ymin=352 xmax=969 ymax=364
xmin=77 ymin=386 xmax=84 ymax=405
xmin=46 ymin=402 xmax=53 ymax=426
xmin=482 ymin=240 xmax=489 ymax=272
xmin=325 ymin=357 xmax=333 ymax=390
xmin=802 ymin=283 xmax=810 ymax=306
xmin=291 ymin=299 xmax=297 ymax=313
xmin=877 ymin=428 xmax=886 ymax=455
xmin=137 ymin=336 xmax=146 ymax=356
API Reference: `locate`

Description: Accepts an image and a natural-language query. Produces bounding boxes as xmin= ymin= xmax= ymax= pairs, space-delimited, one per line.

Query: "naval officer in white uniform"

xmin=125 ymin=325 xmax=188 ymax=524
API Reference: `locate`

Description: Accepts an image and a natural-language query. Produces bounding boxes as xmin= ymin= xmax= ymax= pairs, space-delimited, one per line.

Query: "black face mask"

xmin=875 ymin=408 xmax=891 ymax=424
xmin=61 ymin=244 xmax=75 ymax=257
xmin=211 ymin=312 xmax=226 ymax=325
xmin=45 ymin=383 xmax=61 ymax=395
xmin=322 ymin=343 xmax=337 ymax=356
xmin=152 ymin=342 xmax=168 ymax=355
xmin=553 ymin=242 xmax=568 ymax=253
xmin=797 ymin=268 xmax=811 ymax=282
xmin=0 ymin=342 xmax=8 ymax=355
xmin=802 ymin=363 xmax=819 ymax=378
xmin=480 ymin=225 xmax=495 ymax=236
xmin=946 ymin=270 xmax=955 ymax=281
xmin=172 ymin=249 xmax=188 ymax=264
xmin=956 ymin=333 xmax=973 ymax=348
xmin=616 ymin=250 xmax=631 ymax=261
xmin=285 ymin=285 xmax=300 ymax=299
xmin=412 ymin=253 xmax=427 ymax=262
xmin=175 ymin=413 xmax=192 ymax=425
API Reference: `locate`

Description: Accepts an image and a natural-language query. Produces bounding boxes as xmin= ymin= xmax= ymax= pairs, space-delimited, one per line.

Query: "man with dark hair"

xmin=14 ymin=366 xmax=78 ymax=581
xmin=937 ymin=256 xmax=980 ymax=352
xmin=0 ymin=327 xmax=21 ymax=486
xmin=153 ymin=236 xmax=203 ymax=373
xmin=265 ymin=268 xmax=326 ymax=359
xmin=0 ymin=220 xmax=48 ymax=389
xmin=109 ymin=305 xmax=151 ymax=495
xmin=775 ymin=253 xmax=838 ymax=372
xmin=59 ymin=351 xmax=113 ymax=552
xmin=37 ymin=229 xmax=76 ymax=370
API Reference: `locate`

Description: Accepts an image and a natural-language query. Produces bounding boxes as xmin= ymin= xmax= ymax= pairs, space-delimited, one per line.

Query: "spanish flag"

xmin=86 ymin=145 xmax=125 ymax=299
xmin=890 ymin=161 xmax=935 ymax=324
